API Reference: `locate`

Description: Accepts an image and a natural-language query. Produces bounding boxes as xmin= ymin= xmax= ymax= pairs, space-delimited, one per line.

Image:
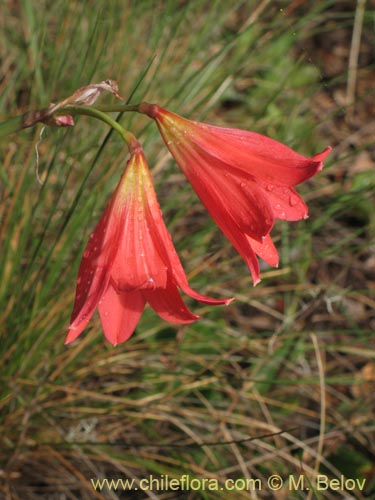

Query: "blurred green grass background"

xmin=0 ymin=1 xmax=374 ymax=499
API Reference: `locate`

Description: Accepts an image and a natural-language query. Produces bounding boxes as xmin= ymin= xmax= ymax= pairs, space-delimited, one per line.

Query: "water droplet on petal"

xmin=289 ymin=196 xmax=297 ymax=206
xmin=266 ymin=185 xmax=274 ymax=192
xmin=274 ymin=203 xmax=281 ymax=210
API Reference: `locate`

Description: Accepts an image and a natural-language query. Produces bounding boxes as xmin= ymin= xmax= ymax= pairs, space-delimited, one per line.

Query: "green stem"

xmin=0 ymin=103 xmax=144 ymax=142
xmin=64 ymin=105 xmax=136 ymax=147
xmin=90 ymin=104 xmax=142 ymax=114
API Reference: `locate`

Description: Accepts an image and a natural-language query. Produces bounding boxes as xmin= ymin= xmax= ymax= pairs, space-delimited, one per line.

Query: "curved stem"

xmin=63 ymin=105 xmax=137 ymax=150
xmin=0 ymin=104 xmax=144 ymax=142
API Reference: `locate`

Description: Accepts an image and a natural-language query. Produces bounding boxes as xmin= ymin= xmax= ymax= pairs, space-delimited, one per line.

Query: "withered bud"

xmin=22 ymin=79 xmax=123 ymax=129
xmin=49 ymin=79 xmax=123 ymax=112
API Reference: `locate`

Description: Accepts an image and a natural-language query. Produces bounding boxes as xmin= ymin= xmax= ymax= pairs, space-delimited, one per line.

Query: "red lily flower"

xmin=139 ymin=103 xmax=331 ymax=284
xmin=66 ymin=142 xmax=231 ymax=345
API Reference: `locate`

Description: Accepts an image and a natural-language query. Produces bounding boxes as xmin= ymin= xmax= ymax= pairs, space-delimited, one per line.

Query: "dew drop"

xmin=83 ymin=250 xmax=90 ymax=258
xmin=266 ymin=184 xmax=274 ymax=192
xmin=289 ymin=196 xmax=297 ymax=207
xmin=274 ymin=203 xmax=282 ymax=210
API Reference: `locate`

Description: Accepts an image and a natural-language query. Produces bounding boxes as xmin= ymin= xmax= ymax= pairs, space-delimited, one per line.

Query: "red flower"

xmin=139 ymin=103 xmax=331 ymax=284
xmin=66 ymin=142 xmax=231 ymax=345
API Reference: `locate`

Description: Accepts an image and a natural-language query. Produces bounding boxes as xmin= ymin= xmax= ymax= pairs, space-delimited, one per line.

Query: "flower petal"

xmin=144 ymin=281 xmax=199 ymax=324
xmin=215 ymin=212 xmax=262 ymax=285
xmin=247 ymin=234 xmax=279 ymax=268
xmin=66 ymin=203 xmax=119 ymax=343
xmin=258 ymin=184 xmax=308 ymax=221
xmin=65 ymin=264 xmax=109 ymax=344
xmin=150 ymin=105 xmax=331 ymax=187
xmin=143 ymin=188 xmax=233 ymax=305
xmin=111 ymin=151 xmax=168 ymax=291
xmin=98 ymin=284 xmax=146 ymax=345
xmin=168 ymin=138 xmax=274 ymax=241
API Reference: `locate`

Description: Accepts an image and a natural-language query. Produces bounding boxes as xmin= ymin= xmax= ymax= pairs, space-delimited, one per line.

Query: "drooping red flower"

xmin=66 ymin=141 xmax=231 ymax=345
xmin=139 ymin=103 xmax=331 ymax=284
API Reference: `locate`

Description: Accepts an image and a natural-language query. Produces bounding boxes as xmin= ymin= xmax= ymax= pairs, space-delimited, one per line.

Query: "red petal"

xmin=258 ymin=184 xmax=308 ymax=221
xmin=154 ymin=106 xmax=331 ymax=187
xmin=215 ymin=213 xmax=262 ymax=285
xmin=66 ymin=184 xmax=127 ymax=343
xmin=110 ymin=152 xmax=168 ymax=291
xmin=98 ymin=284 xmax=145 ymax=345
xmin=247 ymin=234 xmax=279 ymax=268
xmin=150 ymin=141 xmax=264 ymax=283
xmin=169 ymin=139 xmax=274 ymax=241
xmin=183 ymin=175 xmax=262 ymax=283
xmin=144 ymin=281 xmax=199 ymax=324
xmin=143 ymin=191 xmax=233 ymax=305
xmin=66 ymin=262 xmax=110 ymax=343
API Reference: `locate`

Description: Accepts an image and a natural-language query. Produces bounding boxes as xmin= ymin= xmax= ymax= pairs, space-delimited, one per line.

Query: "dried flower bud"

xmin=22 ymin=79 xmax=122 ymax=129
xmin=50 ymin=79 xmax=123 ymax=111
